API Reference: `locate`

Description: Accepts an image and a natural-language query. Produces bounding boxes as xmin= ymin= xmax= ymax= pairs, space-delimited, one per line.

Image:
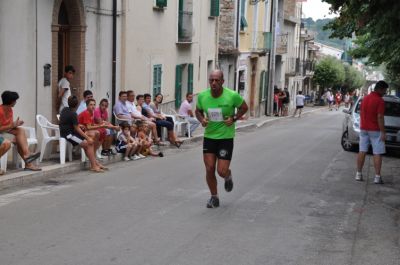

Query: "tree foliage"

xmin=314 ymin=57 xmax=345 ymax=91
xmin=343 ymin=64 xmax=365 ymax=91
xmin=323 ymin=0 xmax=400 ymax=75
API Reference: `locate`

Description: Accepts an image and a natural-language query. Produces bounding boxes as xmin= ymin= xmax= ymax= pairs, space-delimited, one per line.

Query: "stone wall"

xmin=218 ymin=0 xmax=236 ymax=53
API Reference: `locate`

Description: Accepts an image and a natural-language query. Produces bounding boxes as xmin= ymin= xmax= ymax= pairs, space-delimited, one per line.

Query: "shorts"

xmin=359 ymin=130 xmax=386 ymax=155
xmin=116 ymin=141 xmax=128 ymax=153
xmin=203 ymin=137 xmax=234 ymax=160
xmin=65 ymin=133 xmax=84 ymax=146
xmin=296 ymin=105 xmax=304 ymax=109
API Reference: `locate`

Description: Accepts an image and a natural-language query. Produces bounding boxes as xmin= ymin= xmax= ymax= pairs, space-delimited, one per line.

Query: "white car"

xmin=341 ymin=95 xmax=400 ymax=151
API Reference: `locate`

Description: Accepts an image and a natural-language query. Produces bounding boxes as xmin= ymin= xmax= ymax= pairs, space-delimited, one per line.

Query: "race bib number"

xmin=207 ymin=108 xmax=223 ymax=121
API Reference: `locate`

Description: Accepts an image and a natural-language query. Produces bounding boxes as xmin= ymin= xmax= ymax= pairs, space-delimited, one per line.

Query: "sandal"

xmin=174 ymin=141 xmax=183 ymax=148
xmin=24 ymin=152 xmax=41 ymax=164
xmin=24 ymin=167 xmax=42 ymax=172
xmin=90 ymin=168 xmax=105 ymax=173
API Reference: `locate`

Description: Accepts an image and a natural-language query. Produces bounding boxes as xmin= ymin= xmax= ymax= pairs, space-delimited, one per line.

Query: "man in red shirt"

xmin=356 ymin=80 xmax=389 ymax=184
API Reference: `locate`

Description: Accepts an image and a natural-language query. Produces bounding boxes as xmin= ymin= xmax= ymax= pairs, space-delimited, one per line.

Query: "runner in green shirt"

xmin=195 ymin=70 xmax=248 ymax=208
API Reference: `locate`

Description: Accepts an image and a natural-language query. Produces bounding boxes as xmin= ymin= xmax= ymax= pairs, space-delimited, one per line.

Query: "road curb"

xmin=0 ymin=107 xmax=326 ymax=191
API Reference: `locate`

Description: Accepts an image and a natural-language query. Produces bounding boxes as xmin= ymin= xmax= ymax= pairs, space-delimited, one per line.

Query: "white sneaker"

xmin=374 ymin=175 xmax=384 ymax=184
xmin=132 ymin=155 xmax=141 ymax=160
xmin=355 ymin=172 xmax=363 ymax=181
xmin=138 ymin=154 xmax=146 ymax=159
xmin=124 ymin=156 xmax=131 ymax=161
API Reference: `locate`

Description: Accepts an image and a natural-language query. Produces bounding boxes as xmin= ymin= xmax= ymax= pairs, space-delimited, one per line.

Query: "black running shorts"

xmin=203 ymin=137 xmax=234 ymax=160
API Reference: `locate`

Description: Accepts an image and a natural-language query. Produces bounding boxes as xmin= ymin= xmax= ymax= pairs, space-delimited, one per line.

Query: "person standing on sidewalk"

xmin=57 ymin=65 xmax=75 ymax=113
xmin=195 ymin=70 xmax=248 ymax=208
xmin=292 ymin=90 xmax=305 ymax=118
xmin=356 ymin=80 xmax=389 ymax=184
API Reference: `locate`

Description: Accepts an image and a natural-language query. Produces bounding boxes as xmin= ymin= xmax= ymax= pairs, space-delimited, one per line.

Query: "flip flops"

xmin=24 ymin=152 xmax=41 ymax=164
xmin=24 ymin=167 xmax=42 ymax=171
xmin=90 ymin=168 xmax=105 ymax=173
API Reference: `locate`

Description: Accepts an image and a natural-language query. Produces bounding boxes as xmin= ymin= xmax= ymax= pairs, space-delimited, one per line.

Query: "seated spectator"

xmin=0 ymin=136 xmax=12 ymax=175
xmin=57 ymin=65 xmax=75 ymax=113
xmin=178 ymin=92 xmax=200 ymax=136
xmin=78 ymin=98 xmax=116 ymax=157
xmin=126 ymin=90 xmax=160 ymax=144
xmin=76 ymin=90 xmax=93 ymax=115
xmin=115 ymin=122 xmax=142 ymax=161
xmin=144 ymin=93 xmax=183 ymax=148
xmin=94 ymin=98 xmax=120 ymax=156
xmin=0 ymin=91 xmax=41 ymax=171
xmin=113 ymin=91 xmax=133 ymax=122
xmin=137 ymin=122 xmax=163 ymax=157
xmin=59 ymin=96 xmax=107 ymax=173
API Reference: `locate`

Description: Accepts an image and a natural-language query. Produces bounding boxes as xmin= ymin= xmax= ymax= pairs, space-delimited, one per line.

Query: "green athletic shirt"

xmin=197 ymin=87 xmax=244 ymax=139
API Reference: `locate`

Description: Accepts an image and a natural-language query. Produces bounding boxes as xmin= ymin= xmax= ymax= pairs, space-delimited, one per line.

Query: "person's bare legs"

xmin=203 ymin=153 xmax=218 ymax=196
xmin=146 ymin=121 xmax=159 ymax=142
xmin=298 ymin=108 xmax=303 ymax=118
xmin=102 ymin=135 xmax=113 ymax=150
xmin=292 ymin=109 xmax=297 ymax=117
xmin=0 ymin=139 xmax=12 ymax=158
xmin=373 ymin=154 xmax=382 ymax=176
xmin=217 ymin=159 xmax=231 ymax=179
xmin=80 ymin=141 xmax=102 ymax=171
xmin=357 ymin=151 xmax=367 ymax=172
xmin=9 ymin=127 xmax=40 ymax=169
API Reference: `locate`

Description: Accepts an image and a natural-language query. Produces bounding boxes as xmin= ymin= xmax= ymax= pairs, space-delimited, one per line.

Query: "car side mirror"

xmin=342 ymin=109 xmax=351 ymax=114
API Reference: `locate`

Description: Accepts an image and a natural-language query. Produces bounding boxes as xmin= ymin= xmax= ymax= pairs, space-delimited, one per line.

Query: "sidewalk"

xmin=0 ymin=106 xmax=324 ymax=190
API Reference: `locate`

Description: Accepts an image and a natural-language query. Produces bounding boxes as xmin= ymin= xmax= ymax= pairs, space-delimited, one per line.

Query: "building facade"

xmin=120 ymin=0 xmax=219 ymax=111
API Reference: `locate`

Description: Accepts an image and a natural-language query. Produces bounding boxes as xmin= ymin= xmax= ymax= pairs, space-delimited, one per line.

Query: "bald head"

xmin=210 ymin=70 xmax=224 ymax=80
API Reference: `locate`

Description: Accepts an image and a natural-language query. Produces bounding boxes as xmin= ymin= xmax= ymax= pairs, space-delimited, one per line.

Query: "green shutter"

xmin=188 ymin=63 xmax=193 ymax=93
xmin=264 ymin=70 xmax=269 ymax=100
xmin=153 ymin=65 xmax=162 ymax=95
xmin=259 ymin=71 xmax=265 ymax=102
xmin=178 ymin=0 xmax=184 ymax=39
xmin=210 ymin=0 xmax=220 ymax=17
xmin=175 ymin=65 xmax=183 ymax=108
xmin=156 ymin=0 xmax=167 ymax=8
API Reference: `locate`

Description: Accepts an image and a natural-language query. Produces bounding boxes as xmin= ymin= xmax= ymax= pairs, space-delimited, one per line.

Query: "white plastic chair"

xmin=168 ymin=109 xmax=191 ymax=137
xmin=36 ymin=114 xmax=73 ymax=164
xmin=7 ymin=126 xmax=39 ymax=169
xmin=113 ymin=112 xmax=132 ymax=125
xmin=0 ymin=151 xmax=8 ymax=173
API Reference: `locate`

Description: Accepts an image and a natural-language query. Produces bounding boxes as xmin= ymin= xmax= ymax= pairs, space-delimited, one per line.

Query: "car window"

xmin=385 ymin=101 xmax=400 ymax=117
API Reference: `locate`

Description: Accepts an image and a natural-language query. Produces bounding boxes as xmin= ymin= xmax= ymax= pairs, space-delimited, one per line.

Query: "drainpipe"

xmin=35 ymin=0 xmax=38 ymax=128
xmin=265 ymin=0 xmax=277 ymax=116
xmin=111 ymin=0 xmax=117 ymax=124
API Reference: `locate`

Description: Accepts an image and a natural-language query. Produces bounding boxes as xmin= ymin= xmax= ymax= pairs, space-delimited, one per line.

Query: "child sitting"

xmin=137 ymin=122 xmax=163 ymax=157
xmin=116 ymin=122 xmax=142 ymax=161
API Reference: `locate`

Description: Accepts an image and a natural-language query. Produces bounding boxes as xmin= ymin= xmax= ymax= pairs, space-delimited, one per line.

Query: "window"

xmin=210 ymin=0 xmax=220 ymax=17
xmin=153 ymin=64 xmax=162 ymax=96
xmin=240 ymin=0 xmax=248 ymax=31
xmin=175 ymin=65 xmax=183 ymax=108
xmin=178 ymin=0 xmax=193 ymax=43
xmin=155 ymin=0 xmax=167 ymax=8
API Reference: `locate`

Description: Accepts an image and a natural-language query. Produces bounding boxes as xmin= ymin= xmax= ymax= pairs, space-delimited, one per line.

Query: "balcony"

xmin=276 ymin=33 xmax=288 ymax=55
xmin=178 ymin=10 xmax=193 ymax=43
xmin=250 ymin=31 xmax=272 ymax=53
xmin=304 ymin=60 xmax=316 ymax=76
xmin=285 ymin=57 xmax=300 ymax=76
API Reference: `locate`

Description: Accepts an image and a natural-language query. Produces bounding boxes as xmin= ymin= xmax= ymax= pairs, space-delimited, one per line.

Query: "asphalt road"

xmin=0 ymin=110 xmax=399 ymax=265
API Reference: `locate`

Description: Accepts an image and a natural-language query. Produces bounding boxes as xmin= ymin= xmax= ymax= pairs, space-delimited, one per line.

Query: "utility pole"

xmin=265 ymin=0 xmax=277 ymax=116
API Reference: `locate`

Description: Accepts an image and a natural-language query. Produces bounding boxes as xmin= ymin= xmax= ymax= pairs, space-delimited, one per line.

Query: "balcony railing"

xmin=304 ymin=60 xmax=316 ymax=76
xmin=285 ymin=57 xmax=300 ymax=76
xmin=250 ymin=31 xmax=272 ymax=53
xmin=178 ymin=11 xmax=193 ymax=43
xmin=276 ymin=33 xmax=288 ymax=54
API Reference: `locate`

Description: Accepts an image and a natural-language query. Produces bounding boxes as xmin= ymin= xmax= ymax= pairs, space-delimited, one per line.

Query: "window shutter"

xmin=264 ymin=70 xmax=269 ymax=99
xmin=259 ymin=71 xmax=265 ymax=102
xmin=240 ymin=0 xmax=247 ymax=31
xmin=210 ymin=0 xmax=220 ymax=17
xmin=153 ymin=65 xmax=162 ymax=96
xmin=175 ymin=65 xmax=183 ymax=108
xmin=156 ymin=0 xmax=167 ymax=8
xmin=188 ymin=63 xmax=193 ymax=93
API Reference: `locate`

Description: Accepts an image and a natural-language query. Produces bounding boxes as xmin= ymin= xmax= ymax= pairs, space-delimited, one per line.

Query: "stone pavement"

xmin=0 ymin=106 xmax=325 ymax=190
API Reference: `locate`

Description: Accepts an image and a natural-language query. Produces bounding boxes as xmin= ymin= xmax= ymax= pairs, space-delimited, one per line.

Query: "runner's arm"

xmin=195 ymin=107 xmax=208 ymax=127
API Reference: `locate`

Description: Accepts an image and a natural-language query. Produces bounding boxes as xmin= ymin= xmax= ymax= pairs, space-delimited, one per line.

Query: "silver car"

xmin=341 ymin=95 xmax=400 ymax=151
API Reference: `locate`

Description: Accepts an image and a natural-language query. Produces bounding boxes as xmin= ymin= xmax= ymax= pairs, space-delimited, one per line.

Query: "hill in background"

xmin=302 ymin=17 xmax=347 ymax=50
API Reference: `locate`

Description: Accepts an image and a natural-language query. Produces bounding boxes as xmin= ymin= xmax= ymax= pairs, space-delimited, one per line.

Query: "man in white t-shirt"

xmin=76 ymin=90 xmax=93 ymax=115
xmin=179 ymin=92 xmax=200 ymax=136
xmin=293 ymin=90 xmax=306 ymax=118
xmin=58 ymin=65 xmax=75 ymax=113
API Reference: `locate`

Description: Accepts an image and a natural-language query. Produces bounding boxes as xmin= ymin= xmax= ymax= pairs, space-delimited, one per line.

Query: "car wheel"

xmin=341 ymin=130 xmax=357 ymax=152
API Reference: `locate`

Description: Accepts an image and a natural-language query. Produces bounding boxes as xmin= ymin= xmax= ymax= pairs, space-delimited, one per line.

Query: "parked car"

xmin=341 ymin=95 xmax=400 ymax=152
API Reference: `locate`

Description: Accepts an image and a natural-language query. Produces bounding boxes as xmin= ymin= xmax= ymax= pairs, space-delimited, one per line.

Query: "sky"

xmin=302 ymin=0 xmax=338 ymax=20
